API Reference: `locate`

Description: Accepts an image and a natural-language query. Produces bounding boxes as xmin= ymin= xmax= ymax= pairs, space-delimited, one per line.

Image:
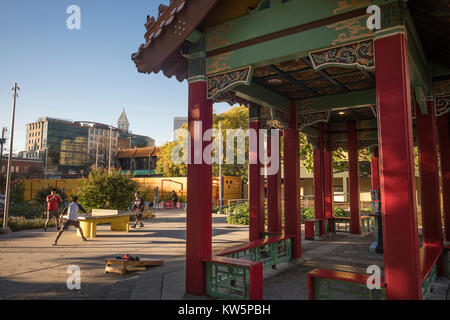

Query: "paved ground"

xmin=0 ymin=209 xmax=448 ymax=300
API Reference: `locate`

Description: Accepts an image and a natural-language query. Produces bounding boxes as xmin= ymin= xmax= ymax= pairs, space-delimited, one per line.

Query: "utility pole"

xmin=2 ymin=83 xmax=19 ymax=233
xmin=108 ymin=125 xmax=112 ymax=173
xmin=0 ymin=127 xmax=7 ymax=177
xmin=43 ymin=149 xmax=48 ymax=189
xmin=95 ymin=136 xmax=99 ymax=170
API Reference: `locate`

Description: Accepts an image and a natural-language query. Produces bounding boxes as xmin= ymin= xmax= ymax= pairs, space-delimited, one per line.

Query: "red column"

xmin=347 ymin=121 xmax=360 ymax=235
xmin=313 ymin=124 xmax=325 ymax=235
xmin=267 ymin=133 xmax=282 ymax=233
xmin=284 ymin=101 xmax=302 ymax=259
xmin=249 ymin=118 xmax=265 ymax=241
xmin=186 ymin=80 xmax=212 ymax=295
xmin=437 ymin=114 xmax=450 ymax=242
xmin=370 ymin=146 xmax=380 ymax=191
xmin=324 ymin=142 xmax=334 ymax=220
xmin=375 ymin=32 xmax=422 ymax=299
xmin=416 ymin=101 xmax=443 ymax=246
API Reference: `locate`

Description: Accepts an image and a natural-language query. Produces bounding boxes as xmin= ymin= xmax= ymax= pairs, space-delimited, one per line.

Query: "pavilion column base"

xmin=290 ymin=257 xmax=305 ymax=265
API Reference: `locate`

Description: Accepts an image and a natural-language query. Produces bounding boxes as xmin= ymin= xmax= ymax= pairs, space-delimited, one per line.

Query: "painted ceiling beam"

xmin=206 ymin=14 xmax=374 ymax=75
xmin=234 ymin=82 xmax=291 ymax=113
xmin=204 ymin=0 xmax=395 ymax=54
xmin=295 ymin=89 xmax=376 ymax=114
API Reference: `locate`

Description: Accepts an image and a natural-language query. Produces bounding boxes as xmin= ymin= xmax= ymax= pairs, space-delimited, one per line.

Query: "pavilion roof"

xmin=116 ymin=146 xmax=160 ymax=159
xmin=131 ymin=0 xmax=219 ymax=81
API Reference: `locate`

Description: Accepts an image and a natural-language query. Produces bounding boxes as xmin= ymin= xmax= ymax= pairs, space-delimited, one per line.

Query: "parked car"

xmin=0 ymin=194 xmax=5 ymax=211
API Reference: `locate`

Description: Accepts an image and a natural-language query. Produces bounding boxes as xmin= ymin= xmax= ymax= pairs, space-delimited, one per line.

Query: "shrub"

xmin=301 ymin=207 xmax=315 ymax=221
xmin=334 ymin=207 xmax=350 ymax=217
xmin=10 ymin=202 xmax=47 ymax=219
xmin=226 ymin=211 xmax=250 ymax=225
xmin=1 ymin=217 xmax=55 ymax=232
xmin=77 ymin=168 xmax=139 ymax=212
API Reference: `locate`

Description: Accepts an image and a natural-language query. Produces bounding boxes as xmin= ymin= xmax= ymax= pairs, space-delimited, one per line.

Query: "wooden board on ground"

xmin=105 ymin=258 xmax=164 ymax=276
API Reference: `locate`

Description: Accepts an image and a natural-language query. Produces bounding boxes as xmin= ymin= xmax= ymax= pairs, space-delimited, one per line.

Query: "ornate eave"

xmin=131 ymin=0 xmax=219 ymax=82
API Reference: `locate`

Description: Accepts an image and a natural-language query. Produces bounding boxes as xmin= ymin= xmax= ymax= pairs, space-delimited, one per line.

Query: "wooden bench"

xmin=204 ymin=234 xmax=294 ymax=299
xmin=105 ymin=258 xmax=163 ymax=276
xmin=308 ymin=268 xmax=386 ymax=300
xmin=203 ymin=256 xmax=263 ymax=300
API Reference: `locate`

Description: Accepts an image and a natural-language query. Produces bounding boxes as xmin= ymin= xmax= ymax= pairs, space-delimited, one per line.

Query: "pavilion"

xmin=132 ymin=0 xmax=450 ymax=300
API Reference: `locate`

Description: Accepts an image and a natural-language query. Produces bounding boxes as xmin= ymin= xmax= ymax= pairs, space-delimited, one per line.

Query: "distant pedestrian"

xmin=153 ymin=187 xmax=159 ymax=207
xmin=44 ymin=188 xmax=63 ymax=232
xmin=131 ymin=192 xmax=145 ymax=228
xmin=171 ymin=190 xmax=178 ymax=208
xmin=53 ymin=196 xmax=87 ymax=246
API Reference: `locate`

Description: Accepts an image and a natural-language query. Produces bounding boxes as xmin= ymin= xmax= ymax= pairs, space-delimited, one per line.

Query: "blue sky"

xmin=0 ymin=0 xmax=229 ymax=153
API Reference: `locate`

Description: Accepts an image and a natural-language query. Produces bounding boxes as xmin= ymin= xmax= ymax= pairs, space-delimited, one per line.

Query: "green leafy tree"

xmin=77 ymin=168 xmax=139 ymax=212
xmin=156 ymin=140 xmax=187 ymax=177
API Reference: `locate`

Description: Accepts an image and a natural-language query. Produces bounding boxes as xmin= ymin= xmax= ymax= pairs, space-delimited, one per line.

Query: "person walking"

xmin=170 ymin=190 xmax=178 ymax=209
xmin=131 ymin=192 xmax=145 ymax=228
xmin=153 ymin=187 xmax=159 ymax=208
xmin=52 ymin=196 xmax=87 ymax=246
xmin=44 ymin=188 xmax=63 ymax=232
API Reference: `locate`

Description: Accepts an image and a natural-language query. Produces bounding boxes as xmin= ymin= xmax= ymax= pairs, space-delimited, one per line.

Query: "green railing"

xmin=206 ymin=262 xmax=250 ymax=300
xmin=333 ymin=218 xmax=351 ymax=233
xmin=313 ymin=278 xmax=386 ymax=300
xmin=223 ymin=238 xmax=292 ymax=268
xmin=361 ymin=216 xmax=375 ymax=233
xmin=422 ymin=264 xmax=437 ymax=300
xmin=330 ymin=216 xmax=375 ymax=234
xmin=205 ymin=237 xmax=292 ymax=299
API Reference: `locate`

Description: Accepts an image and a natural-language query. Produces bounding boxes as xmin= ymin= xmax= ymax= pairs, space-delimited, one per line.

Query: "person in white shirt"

xmin=53 ymin=196 xmax=87 ymax=246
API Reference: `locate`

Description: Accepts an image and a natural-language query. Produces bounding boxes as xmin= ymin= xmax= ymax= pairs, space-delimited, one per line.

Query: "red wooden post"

xmin=283 ymin=101 xmax=302 ymax=259
xmin=437 ymin=114 xmax=450 ymax=242
xmin=324 ymin=146 xmax=334 ymax=232
xmin=313 ymin=124 xmax=325 ymax=235
xmin=249 ymin=262 xmax=263 ymax=300
xmin=307 ymin=274 xmax=315 ymax=300
xmin=370 ymin=146 xmax=380 ymax=191
xmin=249 ymin=108 xmax=265 ymax=241
xmin=267 ymin=133 xmax=282 ymax=233
xmin=416 ymin=101 xmax=443 ymax=247
xmin=375 ymin=31 xmax=422 ymax=299
xmin=186 ymin=80 xmax=212 ymax=296
xmin=347 ymin=121 xmax=361 ymax=235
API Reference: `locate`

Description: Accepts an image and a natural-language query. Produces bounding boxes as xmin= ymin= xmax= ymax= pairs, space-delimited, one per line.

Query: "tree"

xmin=77 ymin=168 xmax=139 ymax=211
xmin=213 ymin=106 xmax=249 ymax=183
xmin=156 ymin=140 xmax=187 ymax=177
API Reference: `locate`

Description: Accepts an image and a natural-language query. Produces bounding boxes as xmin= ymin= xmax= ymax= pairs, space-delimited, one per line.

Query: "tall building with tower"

xmin=117 ymin=108 xmax=130 ymax=133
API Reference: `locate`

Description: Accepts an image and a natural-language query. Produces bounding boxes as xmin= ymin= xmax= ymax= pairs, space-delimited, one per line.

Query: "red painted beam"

xmin=437 ymin=114 xmax=450 ymax=242
xmin=283 ymin=101 xmax=302 ymax=259
xmin=249 ymin=262 xmax=264 ymax=300
xmin=186 ymin=80 xmax=212 ymax=296
xmin=267 ymin=133 xmax=282 ymax=233
xmin=249 ymin=120 xmax=265 ymax=241
xmin=375 ymin=32 xmax=422 ymax=299
xmin=416 ymin=101 xmax=443 ymax=246
xmin=347 ymin=121 xmax=361 ymax=235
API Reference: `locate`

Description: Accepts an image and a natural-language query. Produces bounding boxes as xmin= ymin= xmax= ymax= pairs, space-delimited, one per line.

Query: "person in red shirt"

xmin=44 ymin=188 xmax=63 ymax=232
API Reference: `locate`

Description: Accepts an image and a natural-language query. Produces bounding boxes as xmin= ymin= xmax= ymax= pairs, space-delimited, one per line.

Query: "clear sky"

xmin=0 ymin=0 xmax=229 ymax=153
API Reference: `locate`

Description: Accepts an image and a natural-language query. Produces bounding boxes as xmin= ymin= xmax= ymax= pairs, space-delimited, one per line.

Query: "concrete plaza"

xmin=0 ymin=209 xmax=448 ymax=300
